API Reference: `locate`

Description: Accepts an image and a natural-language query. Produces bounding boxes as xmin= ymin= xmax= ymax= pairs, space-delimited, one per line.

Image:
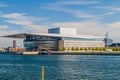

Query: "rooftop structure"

xmin=48 ymin=27 xmax=77 ymax=35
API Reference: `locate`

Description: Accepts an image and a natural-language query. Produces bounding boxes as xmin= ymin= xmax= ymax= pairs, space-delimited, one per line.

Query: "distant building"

xmin=110 ymin=43 xmax=120 ymax=47
xmin=0 ymin=48 xmax=5 ymax=52
xmin=104 ymin=38 xmax=113 ymax=46
xmin=3 ymin=27 xmax=105 ymax=51
xmin=13 ymin=40 xmax=16 ymax=48
xmin=103 ymin=32 xmax=113 ymax=46
xmin=8 ymin=47 xmax=25 ymax=52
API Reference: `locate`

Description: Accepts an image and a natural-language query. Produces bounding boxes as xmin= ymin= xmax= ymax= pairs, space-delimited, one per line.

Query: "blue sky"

xmin=0 ymin=0 xmax=120 ymax=47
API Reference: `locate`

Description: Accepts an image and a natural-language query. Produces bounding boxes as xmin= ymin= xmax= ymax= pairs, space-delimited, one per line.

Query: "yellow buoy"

xmin=42 ymin=66 xmax=44 ymax=80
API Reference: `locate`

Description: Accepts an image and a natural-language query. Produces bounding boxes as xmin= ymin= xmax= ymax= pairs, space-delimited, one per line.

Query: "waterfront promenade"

xmin=1 ymin=51 xmax=120 ymax=55
xmin=49 ymin=51 xmax=120 ymax=55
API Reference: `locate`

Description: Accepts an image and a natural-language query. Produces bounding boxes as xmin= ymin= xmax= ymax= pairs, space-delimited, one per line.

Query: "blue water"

xmin=0 ymin=54 xmax=120 ymax=80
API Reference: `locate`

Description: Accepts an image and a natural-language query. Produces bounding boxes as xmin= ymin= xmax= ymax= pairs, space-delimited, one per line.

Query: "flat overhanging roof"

xmin=2 ymin=33 xmax=104 ymax=39
xmin=2 ymin=33 xmax=27 ymax=39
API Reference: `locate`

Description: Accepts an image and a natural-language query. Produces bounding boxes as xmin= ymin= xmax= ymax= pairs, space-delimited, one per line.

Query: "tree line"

xmin=58 ymin=46 xmax=120 ymax=51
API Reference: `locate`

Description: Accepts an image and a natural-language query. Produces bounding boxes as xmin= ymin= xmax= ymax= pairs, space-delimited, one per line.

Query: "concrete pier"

xmin=23 ymin=51 xmax=39 ymax=55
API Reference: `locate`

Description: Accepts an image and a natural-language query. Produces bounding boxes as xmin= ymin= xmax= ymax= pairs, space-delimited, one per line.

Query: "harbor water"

xmin=0 ymin=53 xmax=120 ymax=80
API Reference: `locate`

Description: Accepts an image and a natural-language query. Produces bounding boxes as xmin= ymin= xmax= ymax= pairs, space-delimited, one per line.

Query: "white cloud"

xmin=59 ymin=8 xmax=94 ymax=19
xmin=6 ymin=20 xmax=33 ymax=26
xmin=44 ymin=6 xmax=95 ymax=19
xmin=107 ymin=21 xmax=120 ymax=28
xmin=95 ymin=6 xmax=120 ymax=13
xmin=104 ymin=6 xmax=120 ymax=11
xmin=0 ymin=13 xmax=47 ymax=21
xmin=6 ymin=19 xmax=48 ymax=33
xmin=0 ymin=29 xmax=24 ymax=47
xmin=43 ymin=1 xmax=120 ymax=20
xmin=0 ymin=28 xmax=22 ymax=36
xmin=0 ymin=13 xmax=48 ymax=33
xmin=53 ymin=21 xmax=106 ymax=35
xmin=104 ymin=12 xmax=115 ymax=15
xmin=53 ymin=21 xmax=120 ymax=42
xmin=1 ymin=13 xmax=26 ymax=19
xmin=0 ymin=25 xmax=8 ymax=29
xmin=43 ymin=0 xmax=100 ymax=20
xmin=0 ymin=13 xmax=49 ymax=47
xmin=0 ymin=37 xmax=23 ymax=48
xmin=49 ymin=0 xmax=99 ymax=6
xmin=66 ymin=1 xmax=99 ymax=5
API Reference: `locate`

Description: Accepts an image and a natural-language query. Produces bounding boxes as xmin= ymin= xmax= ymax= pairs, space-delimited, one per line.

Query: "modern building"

xmin=3 ymin=27 xmax=105 ymax=51
xmin=0 ymin=48 xmax=5 ymax=52
xmin=110 ymin=43 xmax=120 ymax=47
xmin=13 ymin=40 xmax=16 ymax=48
xmin=103 ymin=32 xmax=113 ymax=46
xmin=104 ymin=38 xmax=113 ymax=46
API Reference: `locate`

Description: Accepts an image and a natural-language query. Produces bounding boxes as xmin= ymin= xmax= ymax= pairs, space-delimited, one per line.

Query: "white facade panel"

xmin=59 ymin=40 xmax=105 ymax=48
xmin=59 ymin=27 xmax=77 ymax=35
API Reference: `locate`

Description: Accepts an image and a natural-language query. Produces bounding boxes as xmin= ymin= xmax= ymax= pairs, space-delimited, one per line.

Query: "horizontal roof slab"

xmin=2 ymin=33 xmax=104 ymax=39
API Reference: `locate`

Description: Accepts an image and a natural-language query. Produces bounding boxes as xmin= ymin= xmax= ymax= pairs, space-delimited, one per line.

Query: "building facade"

xmin=24 ymin=35 xmax=59 ymax=51
xmin=3 ymin=27 xmax=105 ymax=51
xmin=103 ymin=32 xmax=113 ymax=46
xmin=59 ymin=40 xmax=105 ymax=49
xmin=104 ymin=38 xmax=113 ymax=46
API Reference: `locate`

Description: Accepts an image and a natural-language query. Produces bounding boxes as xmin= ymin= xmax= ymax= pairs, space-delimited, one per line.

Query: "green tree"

xmin=71 ymin=47 xmax=75 ymax=51
xmin=118 ymin=47 xmax=120 ymax=51
xmin=80 ymin=47 xmax=83 ymax=51
xmin=76 ymin=47 xmax=79 ymax=51
xmin=58 ymin=47 xmax=63 ymax=51
xmin=111 ymin=47 xmax=116 ymax=51
xmin=91 ymin=47 xmax=94 ymax=51
xmin=88 ymin=47 xmax=92 ymax=51
xmin=58 ymin=47 xmax=66 ymax=51
xmin=116 ymin=46 xmax=120 ymax=51
xmin=102 ymin=47 xmax=106 ymax=51
xmin=95 ymin=47 xmax=99 ymax=51
xmin=84 ymin=47 xmax=88 ymax=51
xmin=63 ymin=47 xmax=66 ymax=51
xmin=67 ymin=47 xmax=70 ymax=51
xmin=99 ymin=47 xmax=103 ymax=51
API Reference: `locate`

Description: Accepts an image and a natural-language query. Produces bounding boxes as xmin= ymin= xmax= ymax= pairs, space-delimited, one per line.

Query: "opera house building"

xmin=4 ymin=27 xmax=105 ymax=51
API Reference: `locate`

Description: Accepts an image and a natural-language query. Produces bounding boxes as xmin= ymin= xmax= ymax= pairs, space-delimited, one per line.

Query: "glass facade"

xmin=23 ymin=35 xmax=102 ymax=51
xmin=48 ymin=28 xmax=60 ymax=34
xmin=24 ymin=36 xmax=60 ymax=51
xmin=61 ymin=37 xmax=97 ymax=41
